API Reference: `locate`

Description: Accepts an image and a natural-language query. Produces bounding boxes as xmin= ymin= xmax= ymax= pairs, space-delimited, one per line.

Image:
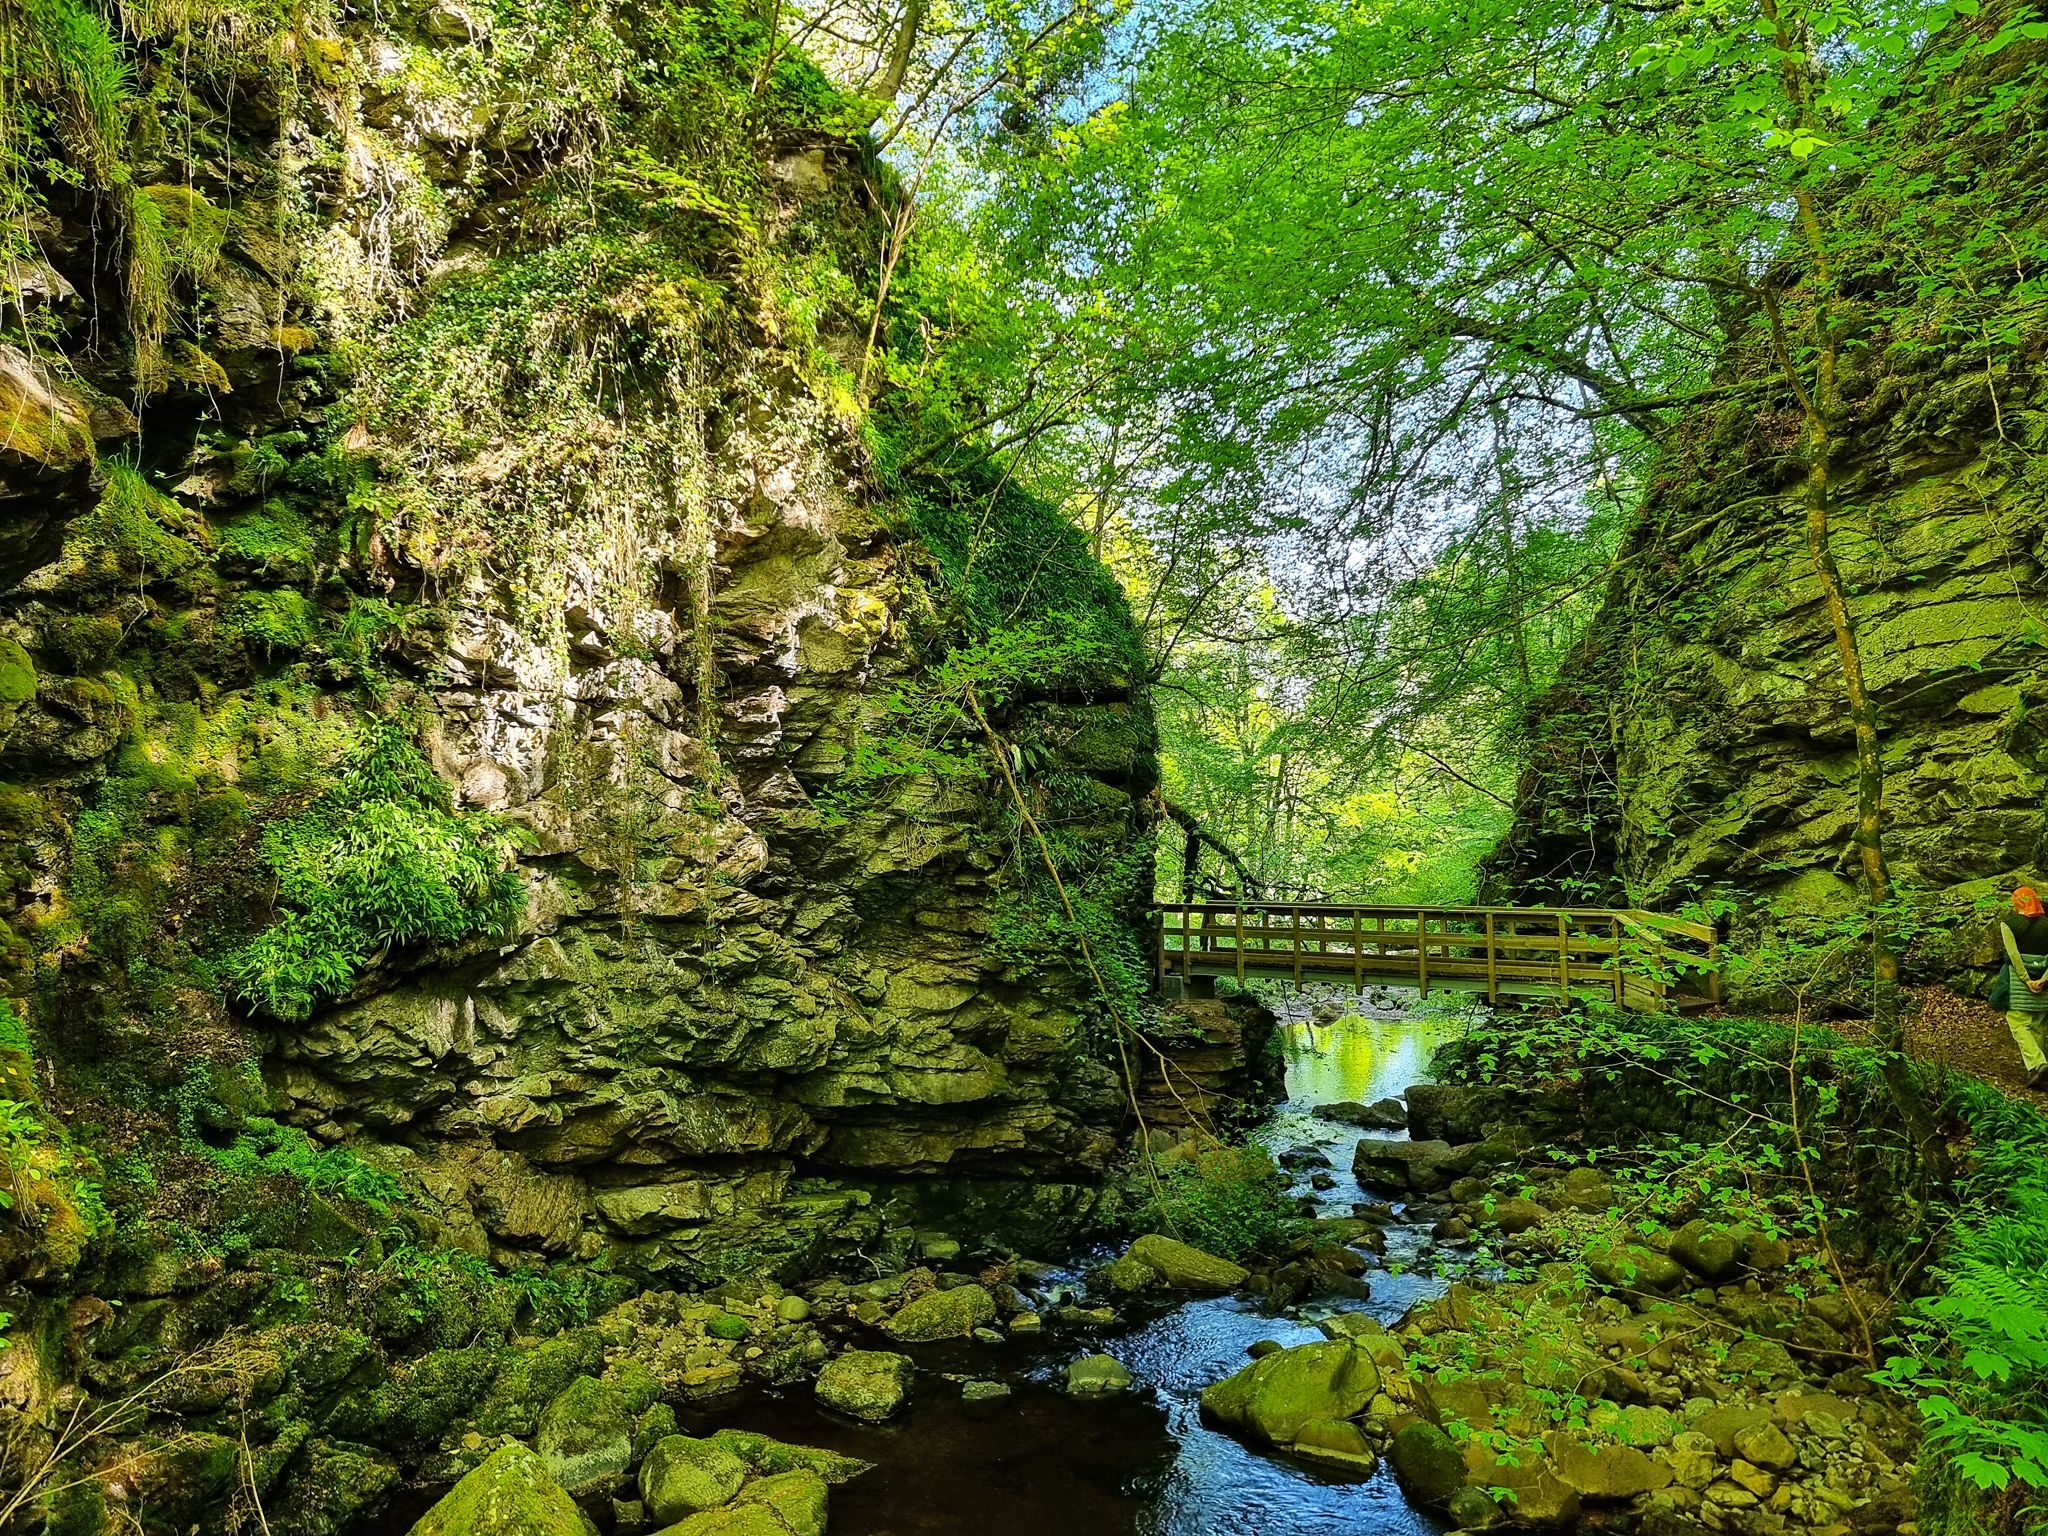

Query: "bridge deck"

xmin=1155 ymin=902 xmax=1719 ymax=1013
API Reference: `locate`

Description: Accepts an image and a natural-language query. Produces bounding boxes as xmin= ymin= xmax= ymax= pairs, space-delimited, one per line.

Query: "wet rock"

xmin=1692 ymin=1404 xmax=1775 ymax=1459
xmin=407 ymin=1443 xmax=593 ymax=1536
xmin=917 ymin=1232 xmax=963 ymax=1263
xmin=1404 ymin=1083 xmax=1513 ymax=1143
xmin=774 ymin=1296 xmax=812 ymax=1323
xmin=815 ymin=1350 xmax=913 ymax=1422
xmin=1050 ymin=1304 xmax=1118 ymax=1329
xmin=655 ymin=1505 xmax=795 ymax=1536
xmin=534 ymin=1375 xmax=634 ymax=1496
xmin=1659 ymin=1429 xmax=1720 ymax=1489
xmin=1773 ymin=1390 xmax=1861 ymax=1426
xmin=1353 ymin=1138 xmax=1457 ymax=1195
xmin=884 ymin=1285 xmax=996 ymax=1341
xmin=1446 ymin=1486 xmax=1502 ymax=1529
xmin=1247 ymin=1339 xmax=1284 ymax=1358
xmin=1727 ymin=1457 xmax=1777 ymax=1497
xmin=1008 ymin=1311 xmax=1042 ymax=1333
xmin=1199 ymin=1340 xmax=1380 ymax=1446
xmin=1310 ymin=1171 xmax=1338 ymax=1191
xmin=1313 ymin=1098 xmax=1408 ymax=1130
xmin=961 ymin=1379 xmax=1010 ymax=1401
xmin=1290 ymin=1416 xmax=1377 ymax=1475
xmin=1122 ymin=1233 xmax=1250 ymax=1291
xmin=1279 ymin=1147 xmax=1333 ymax=1171
xmin=634 ymin=1403 xmax=678 ymax=1458
xmin=1388 ymin=1421 xmax=1467 ymax=1506
xmin=1315 ymin=1313 xmax=1384 ymax=1341
xmin=638 ymin=1435 xmax=748 ymax=1524
xmin=1066 ymin=1354 xmax=1134 ymax=1396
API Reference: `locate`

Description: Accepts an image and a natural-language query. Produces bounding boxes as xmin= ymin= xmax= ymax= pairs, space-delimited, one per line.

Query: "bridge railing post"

xmin=1485 ymin=910 xmax=1497 ymax=1003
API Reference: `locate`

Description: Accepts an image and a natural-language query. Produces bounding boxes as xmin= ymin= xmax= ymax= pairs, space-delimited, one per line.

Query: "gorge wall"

xmin=1487 ymin=30 xmax=2048 ymax=998
xmin=0 ymin=0 xmax=1156 ymax=1313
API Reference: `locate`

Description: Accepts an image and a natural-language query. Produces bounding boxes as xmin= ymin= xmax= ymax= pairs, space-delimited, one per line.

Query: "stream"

xmin=696 ymin=995 xmax=1478 ymax=1536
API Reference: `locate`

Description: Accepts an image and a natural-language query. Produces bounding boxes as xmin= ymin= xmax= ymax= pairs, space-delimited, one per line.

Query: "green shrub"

xmin=1877 ymin=1084 xmax=2048 ymax=1532
xmin=1131 ymin=1140 xmax=1294 ymax=1261
xmin=228 ymin=716 xmax=525 ymax=1019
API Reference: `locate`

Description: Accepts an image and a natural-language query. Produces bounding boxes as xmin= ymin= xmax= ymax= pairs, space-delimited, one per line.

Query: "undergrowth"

xmin=1130 ymin=1140 xmax=1294 ymax=1261
xmin=1449 ymin=1005 xmax=2048 ymax=1536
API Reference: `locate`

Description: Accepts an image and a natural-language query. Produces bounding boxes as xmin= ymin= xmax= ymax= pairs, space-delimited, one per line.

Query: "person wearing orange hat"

xmin=1997 ymin=885 xmax=2048 ymax=1088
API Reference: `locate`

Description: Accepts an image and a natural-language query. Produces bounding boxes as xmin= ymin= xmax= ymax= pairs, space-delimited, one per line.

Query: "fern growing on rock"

xmin=229 ymin=716 xmax=525 ymax=1020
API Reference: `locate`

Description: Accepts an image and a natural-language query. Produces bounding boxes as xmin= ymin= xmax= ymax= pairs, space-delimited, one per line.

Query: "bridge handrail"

xmin=1151 ymin=899 xmax=1720 ymax=1012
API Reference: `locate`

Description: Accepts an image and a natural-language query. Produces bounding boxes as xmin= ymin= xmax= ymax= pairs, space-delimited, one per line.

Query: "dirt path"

xmin=1901 ymin=984 xmax=2048 ymax=1111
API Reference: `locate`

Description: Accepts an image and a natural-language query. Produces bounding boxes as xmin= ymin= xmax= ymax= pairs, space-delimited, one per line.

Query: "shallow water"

xmin=708 ymin=992 xmax=1478 ymax=1536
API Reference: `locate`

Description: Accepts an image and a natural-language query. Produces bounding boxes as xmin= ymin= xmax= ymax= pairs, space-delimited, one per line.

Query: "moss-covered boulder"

xmin=1289 ymin=1417 xmax=1376 ymax=1476
xmin=882 ymin=1285 xmax=995 ymax=1342
xmin=407 ymin=1443 xmax=596 ymax=1536
xmin=1198 ymin=1340 xmax=1380 ymax=1446
xmin=650 ymin=1506 xmax=791 ymax=1536
xmin=706 ymin=1429 xmax=872 ymax=1483
xmin=1123 ymin=1234 xmax=1249 ymax=1291
xmin=735 ymin=1469 xmax=829 ymax=1536
xmin=813 ymin=1350 xmax=912 ymax=1421
xmin=1668 ymin=1219 xmax=1743 ymax=1281
xmin=1583 ymin=1239 xmax=1686 ymax=1295
xmin=1388 ymin=1421 xmax=1467 ymax=1507
xmin=640 ymin=1435 xmax=750 ymax=1524
xmin=535 ymin=1374 xmax=636 ymax=1496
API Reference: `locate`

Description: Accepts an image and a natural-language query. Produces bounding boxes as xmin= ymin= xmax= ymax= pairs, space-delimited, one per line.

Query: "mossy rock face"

xmin=0 ymin=637 xmax=34 ymax=708
xmin=270 ymin=1438 xmax=400 ymax=1536
xmin=407 ymin=1443 xmax=595 ymax=1536
xmin=475 ymin=1332 xmax=605 ymax=1436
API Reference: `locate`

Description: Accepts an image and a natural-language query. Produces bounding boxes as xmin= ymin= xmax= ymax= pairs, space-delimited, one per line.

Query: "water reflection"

xmin=1279 ymin=993 xmax=1481 ymax=1107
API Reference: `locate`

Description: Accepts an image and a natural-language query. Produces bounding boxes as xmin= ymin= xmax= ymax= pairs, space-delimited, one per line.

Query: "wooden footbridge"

xmin=1154 ymin=902 xmax=1720 ymax=1013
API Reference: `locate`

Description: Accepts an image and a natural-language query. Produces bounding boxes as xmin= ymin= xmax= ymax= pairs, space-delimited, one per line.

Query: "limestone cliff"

xmin=1487 ymin=30 xmax=2048 ymax=998
xmin=0 ymin=0 xmax=1155 ymax=1305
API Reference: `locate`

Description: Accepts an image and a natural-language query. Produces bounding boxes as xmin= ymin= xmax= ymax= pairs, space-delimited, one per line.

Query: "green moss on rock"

xmin=407 ymin=1443 xmax=595 ymax=1536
